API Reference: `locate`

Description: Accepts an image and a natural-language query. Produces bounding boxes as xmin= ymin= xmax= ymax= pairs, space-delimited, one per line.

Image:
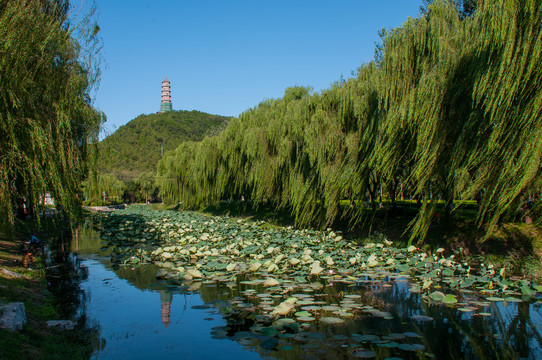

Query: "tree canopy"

xmin=157 ymin=0 xmax=542 ymax=242
xmin=0 ymin=0 xmax=104 ymax=222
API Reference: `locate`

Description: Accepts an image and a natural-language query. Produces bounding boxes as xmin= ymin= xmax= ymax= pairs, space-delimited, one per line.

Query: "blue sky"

xmin=92 ymin=0 xmax=422 ymax=139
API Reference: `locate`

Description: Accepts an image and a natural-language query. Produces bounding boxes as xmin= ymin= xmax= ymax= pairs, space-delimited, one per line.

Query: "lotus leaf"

xmin=271 ymin=319 xmax=294 ymax=333
xmin=397 ymin=343 xmax=425 ymax=351
xmin=411 ymin=315 xmax=433 ymax=321
xmin=486 ymin=297 xmax=504 ymax=302
xmin=442 ymin=294 xmax=458 ymax=304
xmin=288 ymin=258 xmax=301 ymax=266
xmin=352 ymin=349 xmax=376 ymax=358
xmin=320 ymin=317 xmax=345 ymax=325
xmin=248 ymin=262 xmax=262 ymax=272
xmin=422 ymin=280 xmax=433 ymax=290
xmin=267 ymin=263 xmax=278 ymax=273
xmin=429 ymin=291 xmax=445 ymax=301
xmin=442 ymin=268 xmax=454 ymax=276
xmin=521 ymin=285 xmax=535 ymax=296
xmin=377 ymin=342 xmax=399 ymax=348
xmin=186 ymin=268 xmax=202 ymax=279
xmin=272 ymin=301 xmax=296 ymax=316
xmin=396 ymin=264 xmax=410 ymax=272
xmin=261 ymin=326 xmax=279 ymax=337
xmin=344 ymin=294 xmax=361 ymax=299
xmin=504 ymin=297 xmax=522 ymax=303
xmin=333 ymin=311 xmax=354 ymax=318
xmin=310 ymin=265 xmax=324 ymax=276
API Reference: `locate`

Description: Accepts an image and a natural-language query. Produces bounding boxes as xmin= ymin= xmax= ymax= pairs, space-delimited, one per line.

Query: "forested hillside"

xmin=157 ymin=0 xmax=542 ymax=242
xmin=99 ymin=110 xmax=230 ymax=180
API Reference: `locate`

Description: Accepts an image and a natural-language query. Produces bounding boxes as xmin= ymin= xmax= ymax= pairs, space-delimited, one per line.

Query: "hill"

xmin=99 ymin=110 xmax=230 ymax=180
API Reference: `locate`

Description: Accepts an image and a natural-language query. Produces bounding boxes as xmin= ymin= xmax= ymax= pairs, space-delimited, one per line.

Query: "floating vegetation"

xmin=96 ymin=207 xmax=540 ymax=303
xmin=91 ymin=206 xmax=542 ymax=358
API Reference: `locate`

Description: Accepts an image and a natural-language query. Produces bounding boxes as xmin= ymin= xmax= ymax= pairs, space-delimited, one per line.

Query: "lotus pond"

xmin=69 ymin=205 xmax=542 ymax=359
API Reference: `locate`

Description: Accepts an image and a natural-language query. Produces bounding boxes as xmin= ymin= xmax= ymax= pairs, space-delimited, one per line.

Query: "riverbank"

xmin=0 ymin=226 xmax=99 ymax=360
xmin=82 ymin=204 xmax=127 ymax=212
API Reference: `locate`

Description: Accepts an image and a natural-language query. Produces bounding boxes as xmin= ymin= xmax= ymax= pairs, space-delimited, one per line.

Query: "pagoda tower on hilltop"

xmin=160 ymin=76 xmax=173 ymax=112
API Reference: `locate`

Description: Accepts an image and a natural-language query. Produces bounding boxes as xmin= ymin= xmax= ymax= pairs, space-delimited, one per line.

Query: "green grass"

xmin=201 ymin=201 xmax=296 ymax=228
xmin=0 ymin=325 xmax=101 ymax=360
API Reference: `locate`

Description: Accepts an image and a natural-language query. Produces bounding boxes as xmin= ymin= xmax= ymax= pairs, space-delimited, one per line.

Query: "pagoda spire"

xmin=160 ymin=76 xmax=173 ymax=112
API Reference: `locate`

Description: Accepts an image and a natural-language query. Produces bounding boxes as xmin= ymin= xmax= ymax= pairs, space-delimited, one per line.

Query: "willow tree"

xmin=453 ymin=0 xmax=542 ymax=233
xmin=136 ymin=172 xmax=156 ymax=203
xmin=375 ymin=0 xmax=542 ymax=240
xmin=81 ymin=172 xmax=125 ymax=203
xmin=373 ymin=1 xmax=472 ymax=240
xmin=157 ymin=0 xmax=542 ymax=242
xmin=0 ymin=0 xmax=103 ymax=222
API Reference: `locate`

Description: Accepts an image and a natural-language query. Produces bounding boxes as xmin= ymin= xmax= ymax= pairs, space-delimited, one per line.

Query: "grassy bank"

xmin=0 ymin=224 xmax=100 ymax=360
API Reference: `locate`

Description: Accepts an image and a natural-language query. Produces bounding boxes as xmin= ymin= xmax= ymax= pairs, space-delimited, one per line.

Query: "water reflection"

xmin=193 ymin=277 xmax=542 ymax=360
xmin=68 ymin=222 xmax=542 ymax=360
xmin=44 ymin=226 xmax=103 ymax=354
xmin=160 ymin=289 xmax=173 ymax=328
xmin=45 ymin=229 xmax=89 ymax=319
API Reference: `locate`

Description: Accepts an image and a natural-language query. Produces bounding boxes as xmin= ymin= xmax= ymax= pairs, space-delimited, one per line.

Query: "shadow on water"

xmin=44 ymin=226 xmax=103 ymax=354
xmin=46 ymin=230 xmax=87 ymax=319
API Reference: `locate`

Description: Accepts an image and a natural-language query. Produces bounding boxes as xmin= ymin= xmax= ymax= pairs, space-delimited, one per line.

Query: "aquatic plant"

xmin=97 ymin=206 xmax=540 ymax=304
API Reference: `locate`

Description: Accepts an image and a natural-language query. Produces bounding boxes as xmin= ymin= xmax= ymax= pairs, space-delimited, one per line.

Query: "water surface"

xmin=66 ymin=221 xmax=542 ymax=360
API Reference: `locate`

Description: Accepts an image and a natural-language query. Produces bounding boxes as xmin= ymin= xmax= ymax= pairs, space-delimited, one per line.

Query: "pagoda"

xmin=160 ymin=76 xmax=173 ymax=112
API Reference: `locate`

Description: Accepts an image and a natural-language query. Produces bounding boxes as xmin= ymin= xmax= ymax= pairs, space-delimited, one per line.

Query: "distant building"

xmin=41 ymin=193 xmax=54 ymax=206
xmin=159 ymin=76 xmax=173 ymax=112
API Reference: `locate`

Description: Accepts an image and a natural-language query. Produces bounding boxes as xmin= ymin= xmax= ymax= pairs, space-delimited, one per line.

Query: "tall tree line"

xmin=157 ymin=0 xmax=542 ymax=242
xmin=0 ymin=0 xmax=104 ymax=222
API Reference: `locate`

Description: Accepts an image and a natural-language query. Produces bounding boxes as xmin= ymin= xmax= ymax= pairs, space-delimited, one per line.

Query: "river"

xmin=53 ymin=216 xmax=542 ymax=360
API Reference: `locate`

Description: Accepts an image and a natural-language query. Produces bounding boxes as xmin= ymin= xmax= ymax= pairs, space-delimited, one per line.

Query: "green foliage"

xmin=156 ymin=0 xmax=542 ymax=243
xmin=99 ymin=110 xmax=230 ymax=180
xmin=135 ymin=171 xmax=157 ymax=203
xmin=0 ymin=0 xmax=104 ymax=223
xmin=81 ymin=172 xmax=125 ymax=204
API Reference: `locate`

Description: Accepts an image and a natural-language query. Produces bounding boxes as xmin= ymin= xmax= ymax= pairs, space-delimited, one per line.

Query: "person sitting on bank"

xmin=29 ymin=234 xmax=42 ymax=247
